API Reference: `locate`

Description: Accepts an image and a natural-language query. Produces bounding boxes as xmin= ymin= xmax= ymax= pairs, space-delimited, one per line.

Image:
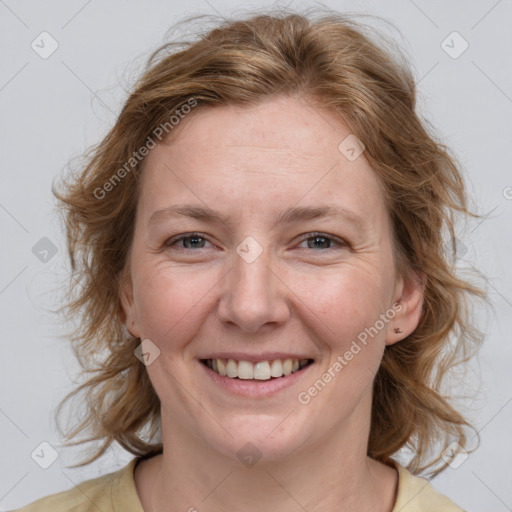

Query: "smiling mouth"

xmin=200 ymin=358 xmax=314 ymax=381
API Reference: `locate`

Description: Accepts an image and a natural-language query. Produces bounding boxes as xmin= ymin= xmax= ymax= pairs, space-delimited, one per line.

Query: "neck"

xmin=143 ymin=414 xmax=398 ymax=512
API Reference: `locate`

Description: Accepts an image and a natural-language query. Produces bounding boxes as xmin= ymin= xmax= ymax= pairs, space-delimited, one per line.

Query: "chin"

xmin=200 ymin=414 xmax=310 ymax=465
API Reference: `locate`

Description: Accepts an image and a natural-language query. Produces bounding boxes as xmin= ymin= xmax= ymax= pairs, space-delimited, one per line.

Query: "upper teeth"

xmin=205 ymin=358 xmax=310 ymax=380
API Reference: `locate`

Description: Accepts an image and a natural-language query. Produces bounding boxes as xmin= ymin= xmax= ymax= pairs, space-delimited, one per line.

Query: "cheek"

xmin=299 ymin=266 xmax=392 ymax=392
xmin=299 ymin=270 xmax=390 ymax=409
xmin=132 ymin=260 xmax=220 ymax=347
xmin=302 ymin=264 xmax=389 ymax=337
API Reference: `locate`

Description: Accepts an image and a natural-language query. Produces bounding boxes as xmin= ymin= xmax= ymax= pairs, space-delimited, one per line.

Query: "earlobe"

xmin=385 ymin=269 xmax=425 ymax=346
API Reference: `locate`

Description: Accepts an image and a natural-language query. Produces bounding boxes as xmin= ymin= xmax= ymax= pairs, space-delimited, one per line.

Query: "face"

xmin=121 ymin=94 xmax=423 ymax=462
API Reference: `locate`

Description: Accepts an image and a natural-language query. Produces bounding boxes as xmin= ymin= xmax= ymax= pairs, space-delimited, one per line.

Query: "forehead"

xmin=154 ymin=95 xmax=357 ymax=164
xmin=138 ymin=95 xmax=387 ymax=226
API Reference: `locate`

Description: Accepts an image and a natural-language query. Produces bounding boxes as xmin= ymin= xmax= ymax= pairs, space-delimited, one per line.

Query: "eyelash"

xmin=164 ymin=232 xmax=347 ymax=252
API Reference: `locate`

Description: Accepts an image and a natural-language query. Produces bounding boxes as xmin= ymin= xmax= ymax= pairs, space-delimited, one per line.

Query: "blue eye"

xmin=165 ymin=232 xmax=211 ymax=250
xmin=297 ymin=232 xmax=346 ymax=250
xmin=164 ymin=232 xmax=347 ymax=251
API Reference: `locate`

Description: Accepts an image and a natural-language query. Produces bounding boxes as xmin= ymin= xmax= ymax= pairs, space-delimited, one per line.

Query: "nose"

xmin=216 ymin=245 xmax=290 ymax=333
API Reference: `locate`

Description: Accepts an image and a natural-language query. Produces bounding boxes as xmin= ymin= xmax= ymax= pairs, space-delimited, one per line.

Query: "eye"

xmin=165 ymin=232 xmax=213 ymax=250
xmin=296 ymin=232 xmax=347 ymax=250
xmin=163 ymin=232 xmax=348 ymax=252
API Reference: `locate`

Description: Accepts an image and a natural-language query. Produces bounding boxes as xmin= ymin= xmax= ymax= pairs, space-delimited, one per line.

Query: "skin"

xmin=121 ymin=94 xmax=424 ymax=512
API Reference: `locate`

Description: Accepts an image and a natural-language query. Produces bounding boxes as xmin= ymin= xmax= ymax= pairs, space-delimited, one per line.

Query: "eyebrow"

xmin=148 ymin=203 xmax=366 ymax=231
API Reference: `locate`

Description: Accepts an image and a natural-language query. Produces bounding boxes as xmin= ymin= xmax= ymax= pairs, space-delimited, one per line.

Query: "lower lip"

xmin=199 ymin=360 xmax=313 ymax=397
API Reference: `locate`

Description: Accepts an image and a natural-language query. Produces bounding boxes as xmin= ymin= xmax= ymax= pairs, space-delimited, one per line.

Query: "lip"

xmin=198 ymin=358 xmax=314 ymax=398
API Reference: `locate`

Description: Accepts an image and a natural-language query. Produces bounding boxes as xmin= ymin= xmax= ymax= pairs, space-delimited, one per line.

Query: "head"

xmin=55 ymin=9 xmax=484 ymax=476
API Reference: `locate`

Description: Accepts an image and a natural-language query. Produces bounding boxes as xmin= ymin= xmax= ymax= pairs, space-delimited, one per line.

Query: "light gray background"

xmin=1 ymin=0 xmax=511 ymax=510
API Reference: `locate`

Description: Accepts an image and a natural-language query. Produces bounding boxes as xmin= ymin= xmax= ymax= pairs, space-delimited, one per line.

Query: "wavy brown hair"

xmin=53 ymin=8 xmax=486 ymax=476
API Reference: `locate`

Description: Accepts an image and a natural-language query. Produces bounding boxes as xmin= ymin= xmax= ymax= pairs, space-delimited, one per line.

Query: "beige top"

xmin=11 ymin=457 xmax=464 ymax=511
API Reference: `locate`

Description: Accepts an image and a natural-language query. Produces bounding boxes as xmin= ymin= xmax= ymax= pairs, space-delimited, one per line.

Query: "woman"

xmin=14 ymin=9 xmax=484 ymax=512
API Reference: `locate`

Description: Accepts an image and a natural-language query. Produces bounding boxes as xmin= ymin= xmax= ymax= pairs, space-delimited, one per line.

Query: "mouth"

xmin=200 ymin=357 xmax=314 ymax=381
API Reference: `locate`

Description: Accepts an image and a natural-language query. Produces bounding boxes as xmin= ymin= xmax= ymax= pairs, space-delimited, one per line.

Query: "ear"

xmin=385 ymin=268 xmax=425 ymax=346
xmin=119 ymin=266 xmax=140 ymax=339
